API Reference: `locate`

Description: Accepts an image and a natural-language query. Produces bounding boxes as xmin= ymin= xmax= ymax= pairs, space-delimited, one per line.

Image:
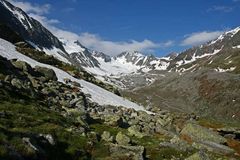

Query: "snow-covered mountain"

xmin=168 ymin=26 xmax=240 ymax=72
xmin=83 ymin=51 xmax=172 ymax=76
xmin=1 ymin=0 xmax=240 ymax=79
xmin=0 ymin=0 xmax=70 ymax=63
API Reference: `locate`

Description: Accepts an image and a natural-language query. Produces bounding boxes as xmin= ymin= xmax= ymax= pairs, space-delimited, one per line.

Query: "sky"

xmin=8 ymin=0 xmax=240 ymax=56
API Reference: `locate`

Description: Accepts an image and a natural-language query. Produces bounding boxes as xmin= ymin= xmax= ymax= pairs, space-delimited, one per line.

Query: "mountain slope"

xmin=0 ymin=0 xmax=70 ymax=63
xmin=0 ymin=38 xmax=147 ymax=112
xmin=169 ymin=27 xmax=240 ymax=73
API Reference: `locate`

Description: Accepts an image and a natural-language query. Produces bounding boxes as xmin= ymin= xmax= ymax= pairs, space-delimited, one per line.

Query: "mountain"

xmin=1 ymin=0 xmax=240 ymax=79
xmin=1 ymin=1 xmax=240 ymax=159
xmin=0 ymin=0 xmax=71 ymax=63
xmin=168 ymin=27 xmax=240 ymax=73
xmin=81 ymin=26 xmax=240 ymax=78
xmin=82 ymin=51 xmax=172 ymax=77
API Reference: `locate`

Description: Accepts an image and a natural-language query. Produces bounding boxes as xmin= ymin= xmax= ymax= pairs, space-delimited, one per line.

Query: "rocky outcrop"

xmin=109 ymin=144 xmax=145 ymax=160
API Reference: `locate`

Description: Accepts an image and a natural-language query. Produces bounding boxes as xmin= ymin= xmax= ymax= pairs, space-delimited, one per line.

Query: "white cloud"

xmin=7 ymin=0 xmax=173 ymax=56
xmin=28 ymin=13 xmax=59 ymax=26
xmin=207 ymin=6 xmax=233 ymax=12
xmin=181 ymin=31 xmax=223 ymax=46
xmin=8 ymin=0 xmax=51 ymax=15
xmin=27 ymin=14 xmax=170 ymax=56
xmin=75 ymin=33 xmax=173 ymax=56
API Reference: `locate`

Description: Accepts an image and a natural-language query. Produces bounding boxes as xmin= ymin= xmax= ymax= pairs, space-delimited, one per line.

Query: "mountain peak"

xmin=117 ymin=51 xmax=145 ymax=58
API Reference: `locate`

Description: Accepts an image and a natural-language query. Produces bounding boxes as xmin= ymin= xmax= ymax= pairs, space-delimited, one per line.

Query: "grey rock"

xmin=35 ymin=66 xmax=57 ymax=81
xmin=180 ymin=122 xmax=226 ymax=144
xmin=109 ymin=143 xmax=145 ymax=160
xmin=12 ymin=60 xmax=33 ymax=74
xmin=185 ymin=150 xmax=210 ymax=160
xmin=38 ymin=134 xmax=55 ymax=145
xmin=104 ymin=115 xmax=123 ymax=127
xmin=11 ymin=78 xmax=23 ymax=89
xmin=101 ymin=131 xmax=113 ymax=142
xmin=128 ymin=125 xmax=145 ymax=138
xmin=192 ymin=141 xmax=235 ymax=155
xmin=22 ymin=137 xmax=38 ymax=151
xmin=116 ymin=132 xmax=130 ymax=145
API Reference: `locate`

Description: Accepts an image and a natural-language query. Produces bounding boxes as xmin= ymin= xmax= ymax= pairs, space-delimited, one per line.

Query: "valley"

xmin=0 ymin=0 xmax=240 ymax=159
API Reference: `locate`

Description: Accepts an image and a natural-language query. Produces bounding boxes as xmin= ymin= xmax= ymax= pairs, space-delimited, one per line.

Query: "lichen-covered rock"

xmin=185 ymin=151 xmax=210 ymax=160
xmin=116 ymin=132 xmax=130 ymax=145
xmin=101 ymin=131 xmax=113 ymax=143
xmin=180 ymin=123 xmax=226 ymax=144
xmin=109 ymin=144 xmax=145 ymax=160
xmin=192 ymin=141 xmax=235 ymax=155
xmin=128 ymin=125 xmax=145 ymax=138
xmin=35 ymin=66 xmax=57 ymax=81
xmin=103 ymin=115 xmax=123 ymax=127
xmin=11 ymin=60 xmax=33 ymax=74
xmin=11 ymin=78 xmax=23 ymax=89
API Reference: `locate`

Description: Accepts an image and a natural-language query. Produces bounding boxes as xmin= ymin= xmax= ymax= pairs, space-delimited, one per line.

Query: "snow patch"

xmin=232 ymin=45 xmax=240 ymax=49
xmin=2 ymin=0 xmax=32 ymax=30
xmin=176 ymin=47 xmax=222 ymax=67
xmin=215 ymin=67 xmax=236 ymax=73
xmin=43 ymin=47 xmax=70 ymax=64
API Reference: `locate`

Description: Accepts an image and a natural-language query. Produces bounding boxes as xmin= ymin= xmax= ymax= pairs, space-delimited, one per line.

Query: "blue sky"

xmin=9 ymin=0 xmax=240 ymax=56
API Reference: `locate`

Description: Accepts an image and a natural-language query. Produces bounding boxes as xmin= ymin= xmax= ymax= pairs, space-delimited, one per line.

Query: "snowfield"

xmin=0 ymin=38 xmax=148 ymax=112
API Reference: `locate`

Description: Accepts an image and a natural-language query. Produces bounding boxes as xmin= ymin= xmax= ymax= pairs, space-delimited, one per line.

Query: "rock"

xmin=11 ymin=60 xmax=33 ymax=74
xmin=116 ymin=132 xmax=130 ymax=145
xmin=35 ymin=66 xmax=57 ymax=81
xmin=156 ymin=117 xmax=172 ymax=127
xmin=87 ymin=132 xmax=99 ymax=143
xmin=104 ymin=115 xmax=123 ymax=127
xmin=169 ymin=135 xmax=194 ymax=152
xmin=28 ymin=75 xmax=40 ymax=88
xmin=75 ymin=100 xmax=85 ymax=108
xmin=101 ymin=131 xmax=113 ymax=142
xmin=109 ymin=144 xmax=145 ymax=160
xmin=63 ymin=78 xmax=71 ymax=84
xmin=71 ymin=81 xmax=81 ymax=87
xmin=185 ymin=151 xmax=210 ymax=160
xmin=192 ymin=141 xmax=235 ymax=155
xmin=22 ymin=137 xmax=38 ymax=151
xmin=137 ymin=111 xmax=152 ymax=123
xmin=11 ymin=78 xmax=23 ymax=89
xmin=128 ymin=125 xmax=145 ymax=138
xmin=38 ymin=134 xmax=55 ymax=145
xmin=69 ymin=98 xmax=80 ymax=107
xmin=180 ymin=123 xmax=226 ymax=144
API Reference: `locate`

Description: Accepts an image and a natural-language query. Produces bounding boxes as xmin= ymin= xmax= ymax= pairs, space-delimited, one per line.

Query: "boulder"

xmin=156 ymin=116 xmax=172 ymax=127
xmin=109 ymin=144 xmax=145 ymax=160
xmin=38 ymin=134 xmax=55 ymax=145
xmin=11 ymin=60 xmax=33 ymax=74
xmin=35 ymin=66 xmax=57 ymax=81
xmin=11 ymin=78 xmax=23 ymax=89
xmin=116 ymin=132 xmax=130 ymax=145
xmin=101 ymin=131 xmax=113 ymax=143
xmin=192 ymin=141 xmax=235 ymax=155
xmin=185 ymin=151 xmax=210 ymax=160
xmin=128 ymin=125 xmax=145 ymax=138
xmin=180 ymin=123 xmax=226 ymax=144
xmin=104 ymin=115 xmax=123 ymax=127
